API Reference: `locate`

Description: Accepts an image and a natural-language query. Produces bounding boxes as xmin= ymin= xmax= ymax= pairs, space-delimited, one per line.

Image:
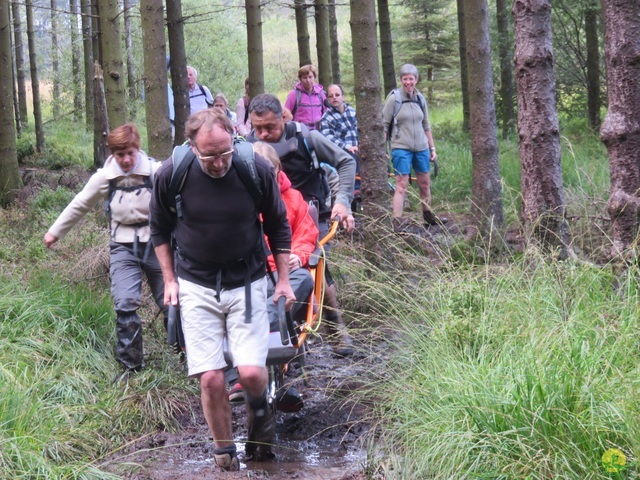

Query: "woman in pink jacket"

xmin=284 ymin=64 xmax=327 ymax=130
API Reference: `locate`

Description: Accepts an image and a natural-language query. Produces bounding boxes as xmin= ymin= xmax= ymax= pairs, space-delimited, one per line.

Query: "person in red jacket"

xmin=254 ymin=141 xmax=319 ymax=327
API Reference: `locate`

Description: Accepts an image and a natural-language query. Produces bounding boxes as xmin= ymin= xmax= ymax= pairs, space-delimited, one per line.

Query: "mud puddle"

xmin=102 ymin=342 xmax=370 ymax=480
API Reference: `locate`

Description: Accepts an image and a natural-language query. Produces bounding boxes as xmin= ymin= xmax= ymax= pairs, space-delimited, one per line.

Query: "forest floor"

xmin=100 ymin=341 xmax=372 ymax=480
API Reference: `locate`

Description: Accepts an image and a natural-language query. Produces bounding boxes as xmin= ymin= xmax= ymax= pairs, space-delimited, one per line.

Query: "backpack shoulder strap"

xmin=169 ymin=145 xmax=196 ymax=217
xmin=392 ymin=88 xmax=402 ymax=118
xmin=232 ymin=140 xmax=263 ymax=207
xmin=293 ymin=121 xmax=320 ymax=170
xmin=199 ymin=84 xmax=213 ymax=106
xmin=292 ymin=89 xmax=302 ymax=116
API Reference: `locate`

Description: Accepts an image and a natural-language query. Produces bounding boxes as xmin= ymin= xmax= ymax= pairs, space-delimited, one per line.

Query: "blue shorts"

xmin=392 ymin=148 xmax=430 ymax=175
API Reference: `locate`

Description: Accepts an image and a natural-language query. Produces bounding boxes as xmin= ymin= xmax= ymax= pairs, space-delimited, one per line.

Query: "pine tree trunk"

xmin=166 ymin=0 xmax=189 ymax=146
xmin=9 ymin=8 xmax=22 ymax=137
xmin=314 ymin=0 xmax=332 ymax=88
xmin=245 ymin=0 xmax=265 ymax=99
xmin=456 ymin=0 xmax=470 ymax=131
xmin=294 ymin=0 xmax=312 ymax=67
xmin=91 ymin=0 xmax=100 ymax=63
xmin=585 ymin=1 xmax=601 ymax=130
xmin=140 ymin=0 xmax=171 ymax=159
xmin=600 ymin=0 xmax=640 ymax=258
xmin=93 ymin=62 xmax=109 ymax=167
xmin=70 ymin=0 xmax=82 ymax=121
xmin=514 ymin=0 xmax=569 ymax=255
xmin=496 ymin=0 xmax=515 ymax=138
xmin=377 ymin=0 xmax=396 ymax=94
xmin=11 ymin=1 xmax=28 ymax=125
xmin=98 ymin=0 xmax=127 ymax=128
xmin=81 ymin=0 xmax=94 ymax=130
xmin=0 ymin=0 xmax=22 ymax=206
xmin=328 ymin=0 xmax=340 ymax=84
xmin=466 ymin=0 xmax=503 ymax=236
xmin=26 ymin=0 xmax=44 ymax=152
xmin=350 ymin=0 xmax=387 ymax=217
xmin=123 ymin=0 xmax=137 ymax=102
xmin=51 ymin=0 xmax=60 ymax=118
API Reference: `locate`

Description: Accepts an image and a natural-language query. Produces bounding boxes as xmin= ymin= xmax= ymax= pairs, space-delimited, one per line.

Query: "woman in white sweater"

xmin=44 ymin=123 xmax=166 ymax=375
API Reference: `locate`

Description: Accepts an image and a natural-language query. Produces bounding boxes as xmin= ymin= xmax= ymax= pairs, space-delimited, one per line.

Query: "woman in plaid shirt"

xmin=320 ymin=84 xmax=360 ymax=195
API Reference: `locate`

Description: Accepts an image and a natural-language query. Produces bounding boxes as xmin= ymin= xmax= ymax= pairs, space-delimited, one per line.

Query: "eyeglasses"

xmin=192 ymin=144 xmax=234 ymax=162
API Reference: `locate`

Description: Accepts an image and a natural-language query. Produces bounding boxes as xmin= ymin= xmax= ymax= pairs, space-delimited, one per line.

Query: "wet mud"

xmin=102 ymin=341 xmax=371 ymax=480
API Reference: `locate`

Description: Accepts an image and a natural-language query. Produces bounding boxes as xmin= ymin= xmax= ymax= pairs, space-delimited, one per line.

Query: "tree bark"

xmin=466 ymin=0 xmax=503 ymax=236
xmin=328 ymin=0 xmax=340 ymax=84
xmin=11 ymin=0 xmax=28 ymax=125
xmin=456 ymin=0 xmax=470 ymax=131
xmin=51 ymin=0 xmax=60 ymax=118
xmin=166 ymin=0 xmax=189 ymax=145
xmin=26 ymin=0 xmax=44 ymax=152
xmin=496 ymin=0 xmax=515 ymax=138
xmin=70 ymin=0 xmax=82 ymax=121
xmin=123 ymin=0 xmax=137 ymax=102
xmin=0 ymin=0 xmax=22 ymax=205
xmin=9 ymin=6 xmax=22 ymax=137
xmin=91 ymin=0 xmax=101 ymax=63
xmin=93 ymin=62 xmax=109 ymax=167
xmin=97 ymin=0 xmax=126 ymax=128
xmin=585 ymin=1 xmax=601 ymax=130
xmin=600 ymin=0 xmax=640 ymax=257
xmin=294 ymin=0 xmax=312 ymax=67
xmin=81 ymin=0 xmax=94 ymax=130
xmin=377 ymin=0 xmax=396 ymax=94
xmin=514 ymin=0 xmax=569 ymax=255
xmin=350 ymin=0 xmax=387 ymax=217
xmin=245 ymin=0 xmax=265 ymax=99
xmin=140 ymin=0 xmax=171 ymax=159
xmin=314 ymin=0 xmax=332 ymax=88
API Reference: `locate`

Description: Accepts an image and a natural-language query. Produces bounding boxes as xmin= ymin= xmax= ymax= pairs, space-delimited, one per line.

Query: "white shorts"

xmin=178 ymin=276 xmax=269 ymax=377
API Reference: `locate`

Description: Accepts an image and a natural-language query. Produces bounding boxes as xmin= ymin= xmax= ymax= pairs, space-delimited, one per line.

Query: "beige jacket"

xmin=47 ymin=151 xmax=161 ymax=243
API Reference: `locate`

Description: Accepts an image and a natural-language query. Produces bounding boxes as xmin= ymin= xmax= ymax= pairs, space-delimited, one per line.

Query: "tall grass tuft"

xmin=339 ymin=238 xmax=640 ymax=478
xmin=0 ymin=277 xmax=192 ymax=479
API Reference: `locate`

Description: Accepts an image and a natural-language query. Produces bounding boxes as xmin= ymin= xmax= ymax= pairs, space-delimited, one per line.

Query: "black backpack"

xmin=168 ymin=140 xmax=261 ymax=219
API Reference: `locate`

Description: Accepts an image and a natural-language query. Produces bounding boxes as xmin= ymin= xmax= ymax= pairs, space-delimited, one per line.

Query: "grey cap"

xmin=398 ymin=63 xmax=419 ymax=80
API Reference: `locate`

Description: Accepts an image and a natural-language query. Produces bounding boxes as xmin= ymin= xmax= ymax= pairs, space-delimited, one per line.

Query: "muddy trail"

xmin=101 ymin=340 xmax=372 ymax=480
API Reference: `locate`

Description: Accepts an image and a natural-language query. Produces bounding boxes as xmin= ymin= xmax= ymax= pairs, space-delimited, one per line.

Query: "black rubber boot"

xmin=115 ymin=310 xmax=144 ymax=371
xmin=245 ymin=390 xmax=275 ymax=461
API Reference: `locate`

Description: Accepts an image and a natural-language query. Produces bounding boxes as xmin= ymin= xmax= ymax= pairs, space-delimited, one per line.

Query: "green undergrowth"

xmin=0 ymin=275 xmax=194 ymax=479
xmin=338 ymin=240 xmax=640 ymax=478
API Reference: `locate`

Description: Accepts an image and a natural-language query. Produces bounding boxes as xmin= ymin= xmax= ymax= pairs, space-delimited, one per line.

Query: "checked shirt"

xmin=320 ymin=103 xmax=358 ymax=152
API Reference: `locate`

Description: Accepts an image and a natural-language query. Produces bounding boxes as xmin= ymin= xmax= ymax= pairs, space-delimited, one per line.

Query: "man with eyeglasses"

xmin=150 ymin=108 xmax=295 ymax=470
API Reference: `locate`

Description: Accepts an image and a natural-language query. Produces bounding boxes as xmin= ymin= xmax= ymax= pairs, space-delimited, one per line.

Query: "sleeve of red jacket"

xmin=288 ymin=189 xmax=319 ymax=267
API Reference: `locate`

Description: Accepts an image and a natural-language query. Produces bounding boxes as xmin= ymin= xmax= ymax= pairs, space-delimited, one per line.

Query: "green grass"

xmin=340 ymin=245 xmax=640 ymax=478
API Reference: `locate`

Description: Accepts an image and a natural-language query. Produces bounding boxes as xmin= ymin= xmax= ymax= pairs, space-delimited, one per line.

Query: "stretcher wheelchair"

xmin=263 ymin=217 xmax=339 ymax=413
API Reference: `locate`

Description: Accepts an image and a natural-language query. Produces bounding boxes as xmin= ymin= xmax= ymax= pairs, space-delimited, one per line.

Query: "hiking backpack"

xmin=168 ymin=140 xmax=261 ymax=219
xmin=387 ymin=88 xmax=426 ymax=140
xmin=198 ymin=84 xmax=214 ymax=107
xmin=104 ymin=157 xmax=155 ymax=227
xmin=291 ymin=88 xmax=328 ymax=117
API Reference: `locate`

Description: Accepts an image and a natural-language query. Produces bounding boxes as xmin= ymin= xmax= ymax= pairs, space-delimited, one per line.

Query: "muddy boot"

xmin=245 ymin=390 xmax=275 ymax=461
xmin=423 ymin=209 xmax=448 ymax=228
xmin=324 ymin=311 xmax=354 ymax=357
xmin=115 ymin=310 xmax=145 ymax=371
xmin=213 ymin=445 xmax=239 ymax=471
